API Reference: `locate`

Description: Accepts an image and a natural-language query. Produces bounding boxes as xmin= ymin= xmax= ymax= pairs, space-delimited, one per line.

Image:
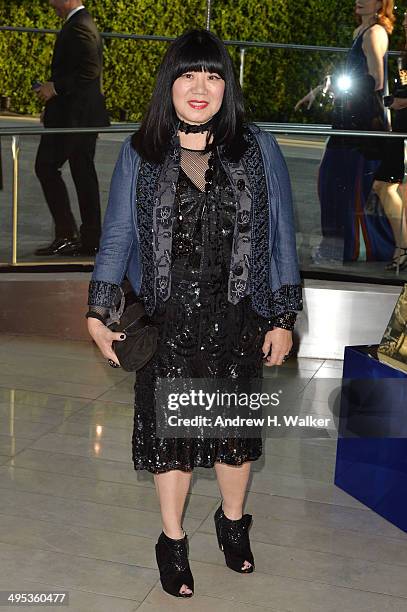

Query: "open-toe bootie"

xmin=155 ymin=530 xmax=194 ymax=597
xmin=214 ymin=502 xmax=255 ymax=573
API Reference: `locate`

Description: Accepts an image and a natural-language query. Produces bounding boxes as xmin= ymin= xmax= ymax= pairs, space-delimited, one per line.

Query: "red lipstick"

xmin=188 ymin=100 xmax=209 ymax=109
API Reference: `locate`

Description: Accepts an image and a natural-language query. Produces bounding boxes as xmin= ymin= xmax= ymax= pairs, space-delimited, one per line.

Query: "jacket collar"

xmin=66 ymin=5 xmax=85 ymax=21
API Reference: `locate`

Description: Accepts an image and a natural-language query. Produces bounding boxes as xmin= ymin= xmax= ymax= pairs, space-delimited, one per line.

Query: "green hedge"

xmin=0 ymin=0 xmax=404 ymax=122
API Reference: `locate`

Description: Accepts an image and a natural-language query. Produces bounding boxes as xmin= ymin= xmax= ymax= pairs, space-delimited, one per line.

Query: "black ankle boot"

xmin=155 ymin=530 xmax=194 ymax=597
xmin=214 ymin=502 xmax=255 ymax=573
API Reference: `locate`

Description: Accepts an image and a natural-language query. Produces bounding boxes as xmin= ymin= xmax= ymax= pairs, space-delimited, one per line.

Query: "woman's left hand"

xmin=262 ymin=328 xmax=293 ymax=367
xmin=390 ymin=97 xmax=407 ymax=111
xmin=35 ymin=81 xmax=57 ymax=103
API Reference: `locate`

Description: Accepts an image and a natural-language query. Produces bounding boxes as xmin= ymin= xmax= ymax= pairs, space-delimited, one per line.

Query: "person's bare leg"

xmin=399 ymin=181 xmax=407 ymax=250
xmin=373 ymin=180 xmax=407 ymax=257
xmin=154 ymin=470 xmax=193 ymax=595
xmin=214 ymin=461 xmax=252 ymax=570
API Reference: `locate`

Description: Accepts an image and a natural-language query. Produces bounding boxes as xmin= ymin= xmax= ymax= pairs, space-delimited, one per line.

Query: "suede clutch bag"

xmin=107 ymin=283 xmax=158 ymax=372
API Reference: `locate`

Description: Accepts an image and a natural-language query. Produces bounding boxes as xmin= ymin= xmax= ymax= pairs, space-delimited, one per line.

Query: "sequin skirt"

xmin=132 ymin=259 xmax=269 ymax=474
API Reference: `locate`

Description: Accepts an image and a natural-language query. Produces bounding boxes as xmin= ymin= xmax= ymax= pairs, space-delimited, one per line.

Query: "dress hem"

xmin=132 ymin=453 xmax=262 ymax=475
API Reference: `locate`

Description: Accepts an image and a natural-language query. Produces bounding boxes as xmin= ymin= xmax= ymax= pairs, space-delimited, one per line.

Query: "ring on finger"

xmin=108 ymin=359 xmax=120 ymax=368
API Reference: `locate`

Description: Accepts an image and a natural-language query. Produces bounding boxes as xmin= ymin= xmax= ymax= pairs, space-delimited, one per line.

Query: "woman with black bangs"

xmin=86 ymin=29 xmax=302 ymax=598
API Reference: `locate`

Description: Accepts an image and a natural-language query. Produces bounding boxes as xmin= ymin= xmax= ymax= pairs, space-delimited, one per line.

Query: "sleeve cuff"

xmin=272 ymin=311 xmax=297 ymax=331
xmin=88 ymin=280 xmax=120 ymax=308
xmin=270 ymin=284 xmax=303 ymax=317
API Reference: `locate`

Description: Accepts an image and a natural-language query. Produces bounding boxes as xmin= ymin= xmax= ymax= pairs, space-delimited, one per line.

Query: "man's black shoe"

xmin=35 ymin=237 xmax=78 ymax=256
xmin=58 ymin=241 xmax=98 ymax=256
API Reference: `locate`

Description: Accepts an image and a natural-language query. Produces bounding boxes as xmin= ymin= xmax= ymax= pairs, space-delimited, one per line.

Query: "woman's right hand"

xmin=87 ymin=318 xmax=126 ymax=367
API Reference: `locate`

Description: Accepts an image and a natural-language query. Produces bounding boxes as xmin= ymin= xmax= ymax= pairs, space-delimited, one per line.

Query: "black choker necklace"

xmin=178 ymin=118 xmax=214 ymax=134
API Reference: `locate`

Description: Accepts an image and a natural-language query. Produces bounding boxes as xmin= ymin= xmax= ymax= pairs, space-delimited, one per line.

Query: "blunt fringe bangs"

xmin=132 ymin=29 xmax=247 ymax=164
xmin=170 ymin=34 xmax=227 ymax=82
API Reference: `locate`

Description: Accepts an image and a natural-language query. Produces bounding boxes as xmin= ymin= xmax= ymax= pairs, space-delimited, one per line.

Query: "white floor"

xmin=0 ymin=334 xmax=406 ymax=611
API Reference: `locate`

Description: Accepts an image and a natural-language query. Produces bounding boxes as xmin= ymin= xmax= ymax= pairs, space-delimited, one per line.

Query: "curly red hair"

xmin=378 ymin=0 xmax=396 ymax=33
xmin=356 ymin=0 xmax=395 ymax=34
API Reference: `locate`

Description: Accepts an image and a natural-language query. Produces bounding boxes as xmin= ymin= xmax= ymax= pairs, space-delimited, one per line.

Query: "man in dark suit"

xmin=34 ymin=0 xmax=110 ymax=256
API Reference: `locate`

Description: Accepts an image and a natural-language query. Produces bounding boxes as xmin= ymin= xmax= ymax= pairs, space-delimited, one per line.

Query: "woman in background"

xmin=296 ymin=0 xmax=396 ymax=264
xmin=373 ymin=10 xmax=407 ymax=272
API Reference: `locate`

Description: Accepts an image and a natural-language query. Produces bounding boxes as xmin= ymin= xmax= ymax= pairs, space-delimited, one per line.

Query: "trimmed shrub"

xmin=0 ymin=0 xmax=404 ymax=121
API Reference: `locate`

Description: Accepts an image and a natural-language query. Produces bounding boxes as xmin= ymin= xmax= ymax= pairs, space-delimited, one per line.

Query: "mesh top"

xmin=180 ymin=147 xmax=211 ymax=192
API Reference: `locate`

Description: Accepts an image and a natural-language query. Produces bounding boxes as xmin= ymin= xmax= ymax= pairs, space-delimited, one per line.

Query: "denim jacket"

xmin=88 ymin=125 xmax=303 ymax=325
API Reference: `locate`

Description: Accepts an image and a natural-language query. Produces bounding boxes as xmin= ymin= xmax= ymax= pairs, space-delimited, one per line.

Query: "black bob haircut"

xmin=131 ymin=29 xmax=248 ymax=163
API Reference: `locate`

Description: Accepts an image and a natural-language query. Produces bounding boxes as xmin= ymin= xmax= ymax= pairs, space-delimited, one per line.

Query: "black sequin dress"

xmin=132 ymin=149 xmax=272 ymax=474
